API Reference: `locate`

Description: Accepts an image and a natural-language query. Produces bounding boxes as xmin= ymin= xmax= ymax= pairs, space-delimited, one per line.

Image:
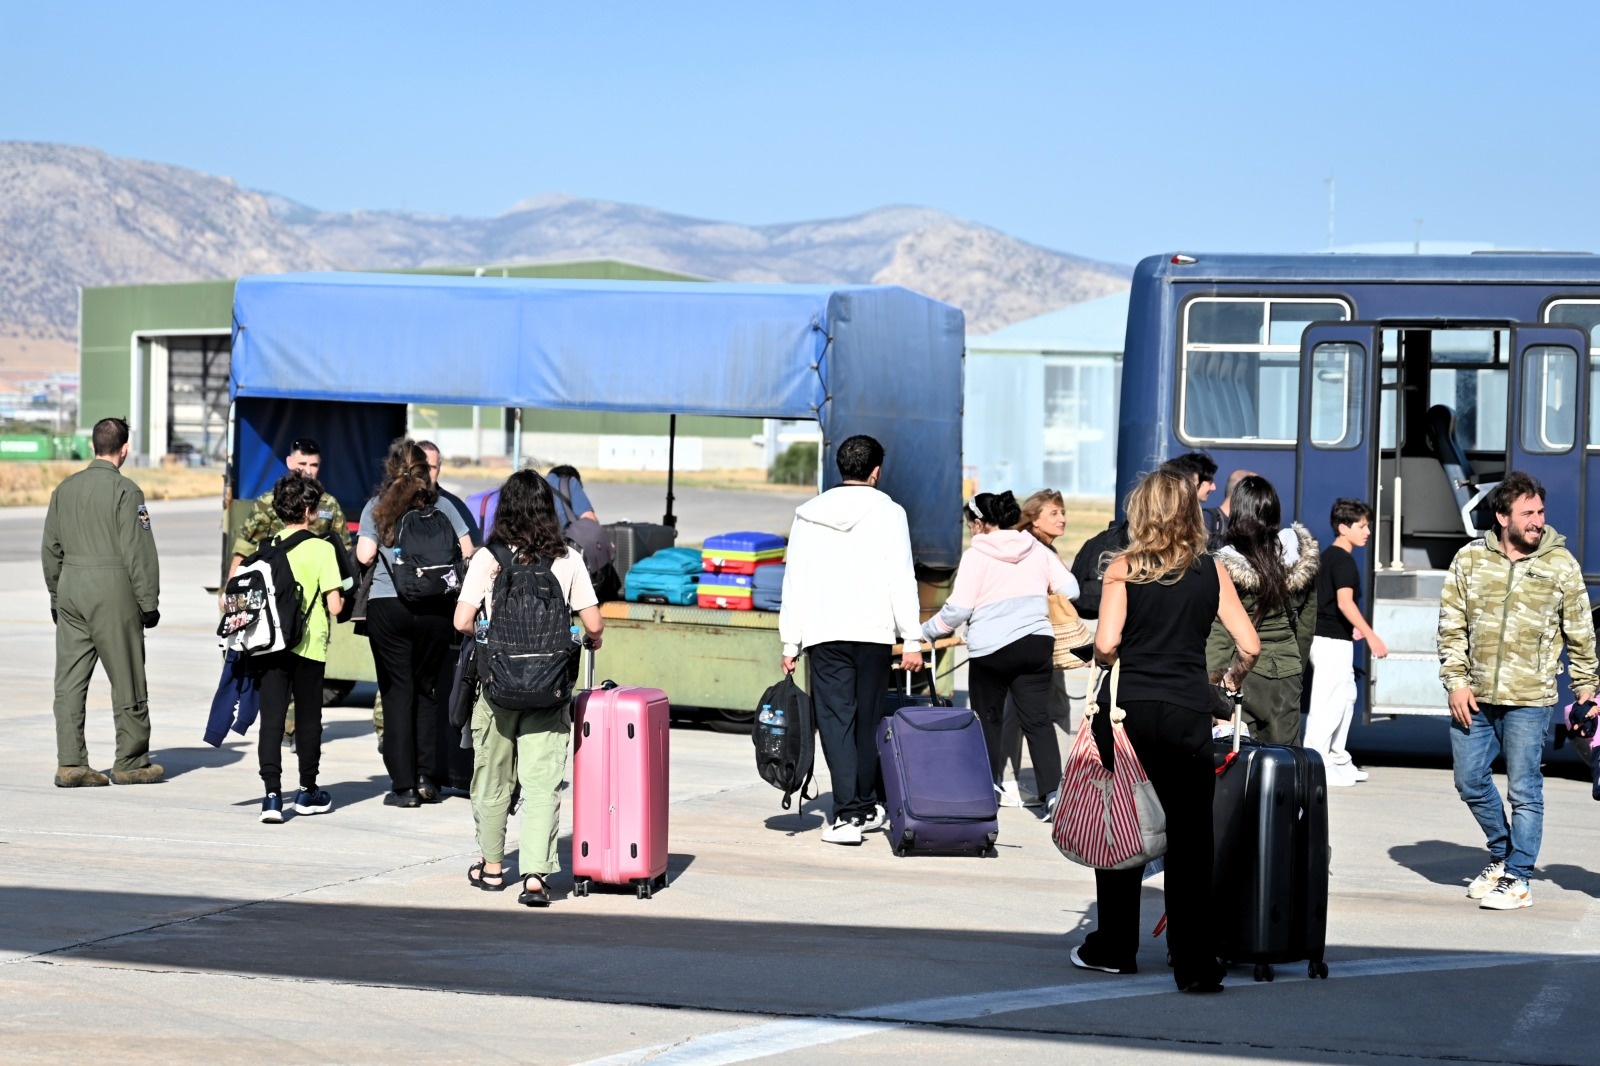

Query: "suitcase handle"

xmin=1228 ymin=688 xmax=1244 ymax=755
xmin=894 ymin=646 xmax=938 ymax=696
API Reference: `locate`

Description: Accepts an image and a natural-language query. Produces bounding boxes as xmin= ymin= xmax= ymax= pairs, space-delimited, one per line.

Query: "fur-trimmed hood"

xmin=1216 ymin=522 xmax=1320 ymax=593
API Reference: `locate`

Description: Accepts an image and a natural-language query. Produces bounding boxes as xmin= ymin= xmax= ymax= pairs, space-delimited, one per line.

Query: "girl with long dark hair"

xmin=1204 ymin=475 xmax=1319 ymax=745
xmin=356 ymin=438 xmax=475 ymax=807
xmin=1074 ymin=468 xmax=1259 ymax=992
xmin=454 ymin=470 xmax=604 ymax=907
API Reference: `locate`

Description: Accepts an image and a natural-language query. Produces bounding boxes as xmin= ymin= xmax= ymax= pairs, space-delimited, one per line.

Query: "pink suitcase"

xmin=571 ymin=666 xmax=671 ymax=899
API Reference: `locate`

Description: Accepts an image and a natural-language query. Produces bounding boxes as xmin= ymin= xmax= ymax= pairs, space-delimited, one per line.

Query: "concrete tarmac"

xmin=2 ymin=497 xmax=1598 ymax=1064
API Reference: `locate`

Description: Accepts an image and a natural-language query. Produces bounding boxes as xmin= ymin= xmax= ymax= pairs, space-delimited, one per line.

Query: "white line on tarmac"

xmin=571 ymin=951 xmax=1577 ymax=1066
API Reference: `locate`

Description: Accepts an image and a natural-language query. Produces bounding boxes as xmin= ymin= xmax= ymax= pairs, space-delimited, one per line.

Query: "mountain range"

xmin=0 ymin=142 xmax=1130 ymax=370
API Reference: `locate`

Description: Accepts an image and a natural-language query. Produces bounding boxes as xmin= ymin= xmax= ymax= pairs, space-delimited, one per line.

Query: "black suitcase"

xmin=1211 ymin=734 xmax=1331 ymax=982
xmin=606 ymin=522 xmax=678 ymax=583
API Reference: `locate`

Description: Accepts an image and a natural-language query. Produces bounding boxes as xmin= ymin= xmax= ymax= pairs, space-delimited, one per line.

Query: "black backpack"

xmin=386 ymin=506 xmax=463 ymax=602
xmin=753 ymin=675 xmax=816 ymax=809
xmin=481 ymin=543 xmax=580 ymax=711
xmin=218 ymin=530 xmax=315 ymax=656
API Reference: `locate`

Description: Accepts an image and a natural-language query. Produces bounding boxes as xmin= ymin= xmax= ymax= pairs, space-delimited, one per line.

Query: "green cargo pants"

xmin=52 ymin=566 xmax=152 ymax=772
xmin=470 ymin=694 xmax=570 ymax=875
xmin=1240 ymin=672 xmax=1304 ymax=747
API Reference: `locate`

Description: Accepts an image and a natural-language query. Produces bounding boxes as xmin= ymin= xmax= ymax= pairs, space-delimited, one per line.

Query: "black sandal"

xmin=518 ymin=873 xmax=551 ymax=907
xmin=467 ymin=860 xmax=506 ymax=892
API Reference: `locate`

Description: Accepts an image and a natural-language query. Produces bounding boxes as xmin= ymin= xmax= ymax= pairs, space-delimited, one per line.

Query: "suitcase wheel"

xmin=635 ymin=881 xmax=653 ymax=900
xmin=1253 ymin=963 xmax=1274 ymax=983
xmin=1309 ymin=960 xmax=1329 ymax=980
xmin=894 ymin=829 xmax=915 ymax=856
xmin=573 ymin=878 xmax=591 ymax=898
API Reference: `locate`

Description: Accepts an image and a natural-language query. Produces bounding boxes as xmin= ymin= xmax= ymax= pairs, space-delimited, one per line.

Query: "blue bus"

xmin=1118 ymin=252 xmax=1600 ymax=746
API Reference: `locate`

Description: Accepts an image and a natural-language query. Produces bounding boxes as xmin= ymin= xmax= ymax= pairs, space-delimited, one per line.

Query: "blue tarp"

xmin=231 ymin=272 xmax=966 ymax=566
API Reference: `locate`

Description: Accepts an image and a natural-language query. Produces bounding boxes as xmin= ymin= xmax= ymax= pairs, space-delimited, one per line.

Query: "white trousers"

xmin=1304 ymin=636 xmax=1357 ymax=766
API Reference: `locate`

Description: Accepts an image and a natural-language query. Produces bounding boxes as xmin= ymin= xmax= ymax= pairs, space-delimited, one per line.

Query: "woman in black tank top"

xmin=1069 ymin=469 xmax=1260 ymax=994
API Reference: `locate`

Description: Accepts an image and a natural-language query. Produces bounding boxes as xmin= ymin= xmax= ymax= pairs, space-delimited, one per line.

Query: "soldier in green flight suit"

xmin=42 ymin=417 xmax=163 ymax=786
xmin=226 ymin=437 xmax=353 ymax=747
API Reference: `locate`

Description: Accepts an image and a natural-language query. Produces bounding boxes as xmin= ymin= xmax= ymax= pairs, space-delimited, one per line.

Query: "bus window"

xmin=1379 ymin=330 xmax=1400 ymax=450
xmin=1309 ymin=341 xmax=1366 ymax=448
xmin=1180 ymin=297 xmax=1350 ymax=444
xmin=1428 ymin=330 xmax=1508 ymax=452
xmin=1521 ymin=345 xmax=1579 ymax=453
xmin=1544 ymin=301 xmax=1600 ymax=445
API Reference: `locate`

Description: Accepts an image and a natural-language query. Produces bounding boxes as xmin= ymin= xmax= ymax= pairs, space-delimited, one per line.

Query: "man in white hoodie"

xmin=780 ymin=435 xmax=927 ymax=845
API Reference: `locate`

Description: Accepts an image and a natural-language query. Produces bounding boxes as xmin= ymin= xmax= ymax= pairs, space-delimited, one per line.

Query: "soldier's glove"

xmin=140 ymin=610 xmax=160 ymax=629
xmin=50 ymin=608 xmax=57 ymax=625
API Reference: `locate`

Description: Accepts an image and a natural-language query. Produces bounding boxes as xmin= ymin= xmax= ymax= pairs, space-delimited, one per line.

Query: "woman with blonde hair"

xmin=1071 ymin=468 xmax=1259 ymax=994
xmin=997 ymin=489 xmax=1074 ymax=807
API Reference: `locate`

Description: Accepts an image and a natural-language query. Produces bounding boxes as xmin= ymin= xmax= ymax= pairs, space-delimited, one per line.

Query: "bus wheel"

xmin=322 ymin=681 xmax=356 ymax=707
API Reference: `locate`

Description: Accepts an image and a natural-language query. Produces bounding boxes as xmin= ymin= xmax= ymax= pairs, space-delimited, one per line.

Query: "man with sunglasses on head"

xmin=227 ymin=438 xmax=351 ymax=584
xmin=225 ymin=438 xmax=353 ymax=750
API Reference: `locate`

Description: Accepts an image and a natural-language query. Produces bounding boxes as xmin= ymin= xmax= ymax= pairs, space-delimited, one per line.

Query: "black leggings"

xmin=368 ymin=597 xmax=454 ymax=792
xmin=968 ymin=634 xmax=1061 ymax=798
xmin=1082 ymin=699 xmax=1220 ymax=989
xmin=258 ymin=651 xmax=325 ymax=794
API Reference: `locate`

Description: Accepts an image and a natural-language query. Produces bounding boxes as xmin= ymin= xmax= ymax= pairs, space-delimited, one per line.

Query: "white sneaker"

xmin=1351 ymin=767 xmax=1370 ymax=782
xmin=1467 ymin=859 xmax=1506 ymax=899
xmin=1325 ymin=761 xmax=1359 ymax=787
xmin=997 ymin=781 xmax=1024 ymax=808
xmin=1479 ymin=875 xmax=1532 ymax=910
xmin=821 ymin=816 xmax=863 ymax=846
xmin=857 ymin=804 xmax=887 ymax=832
xmin=1045 ymin=789 xmax=1059 ymax=813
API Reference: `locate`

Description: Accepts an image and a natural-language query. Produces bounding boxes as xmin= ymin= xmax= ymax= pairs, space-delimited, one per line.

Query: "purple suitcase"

xmin=876 ymin=705 xmax=999 ymax=856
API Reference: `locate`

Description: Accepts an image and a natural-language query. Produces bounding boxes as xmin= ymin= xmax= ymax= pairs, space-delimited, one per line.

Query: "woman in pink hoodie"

xmin=923 ymin=492 xmax=1079 ymax=807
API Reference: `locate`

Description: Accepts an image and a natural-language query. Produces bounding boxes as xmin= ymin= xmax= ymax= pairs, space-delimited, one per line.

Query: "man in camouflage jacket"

xmin=228 ymin=438 xmax=350 ymax=582
xmin=1438 ymin=471 xmax=1596 ymax=912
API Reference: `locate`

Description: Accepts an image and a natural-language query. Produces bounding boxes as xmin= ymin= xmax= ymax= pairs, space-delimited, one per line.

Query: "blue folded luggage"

xmin=752 ymin=563 xmax=784 ymax=611
xmin=624 ymin=547 xmax=704 ymax=605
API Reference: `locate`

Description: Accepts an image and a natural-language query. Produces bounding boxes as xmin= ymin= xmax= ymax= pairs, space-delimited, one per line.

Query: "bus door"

xmin=1297 ymin=323 xmax=1380 ymax=712
xmin=1507 ymin=325 xmax=1588 ymax=543
xmin=1297 ymin=323 xmax=1379 ymax=522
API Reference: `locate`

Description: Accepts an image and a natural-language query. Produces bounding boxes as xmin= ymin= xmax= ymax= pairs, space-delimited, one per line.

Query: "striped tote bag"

xmin=1051 ymin=660 xmax=1168 ymax=870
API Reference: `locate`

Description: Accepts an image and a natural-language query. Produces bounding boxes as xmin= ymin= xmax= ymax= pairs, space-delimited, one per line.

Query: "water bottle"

xmin=474 ymin=617 xmax=489 ymax=644
xmin=768 ymin=704 xmax=786 ymax=737
xmin=570 ymin=624 xmax=583 ymax=646
xmin=757 ymin=702 xmax=776 ymax=728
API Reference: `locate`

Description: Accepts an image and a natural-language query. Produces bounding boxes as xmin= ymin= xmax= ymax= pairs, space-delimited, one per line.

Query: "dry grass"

xmin=1061 ymin=497 xmax=1116 ymax=566
xmin=0 ymin=461 xmax=223 ymax=506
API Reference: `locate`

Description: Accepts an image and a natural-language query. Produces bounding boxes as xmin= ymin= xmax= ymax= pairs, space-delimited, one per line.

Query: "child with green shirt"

xmin=257 ymin=473 xmax=345 ymax=823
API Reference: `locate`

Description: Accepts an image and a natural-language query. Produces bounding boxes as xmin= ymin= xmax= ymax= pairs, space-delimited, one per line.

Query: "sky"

xmin=2 ymin=1 xmax=1597 ymax=266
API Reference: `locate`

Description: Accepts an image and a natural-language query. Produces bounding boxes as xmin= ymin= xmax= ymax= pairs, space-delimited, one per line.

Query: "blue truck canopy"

xmin=231 ymin=272 xmax=966 ymax=566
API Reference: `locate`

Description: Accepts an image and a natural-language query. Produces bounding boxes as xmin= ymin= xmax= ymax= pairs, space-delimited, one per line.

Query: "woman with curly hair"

xmin=356 ymin=438 xmax=475 ymax=808
xmin=997 ymin=489 xmax=1076 ymax=807
xmin=453 ymin=470 xmax=604 ymax=906
xmin=1072 ymin=467 xmax=1258 ymax=993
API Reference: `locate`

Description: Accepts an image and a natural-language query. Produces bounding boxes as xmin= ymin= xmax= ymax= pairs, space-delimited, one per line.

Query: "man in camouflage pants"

xmin=228 ymin=438 xmax=352 ymax=745
xmin=1439 ymin=471 xmax=1596 ymax=912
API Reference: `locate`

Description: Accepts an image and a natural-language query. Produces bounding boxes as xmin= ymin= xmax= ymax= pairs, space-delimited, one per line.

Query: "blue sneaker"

xmin=292 ymin=788 xmax=333 ymax=815
xmin=259 ymin=793 xmax=284 ymax=824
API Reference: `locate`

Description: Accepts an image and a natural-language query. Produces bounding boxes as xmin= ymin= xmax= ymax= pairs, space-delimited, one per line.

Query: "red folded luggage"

xmin=571 ymin=655 xmax=671 ymax=898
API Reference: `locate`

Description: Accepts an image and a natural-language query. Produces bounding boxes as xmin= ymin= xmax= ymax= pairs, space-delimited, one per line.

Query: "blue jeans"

xmin=1449 ymin=703 xmax=1549 ymax=882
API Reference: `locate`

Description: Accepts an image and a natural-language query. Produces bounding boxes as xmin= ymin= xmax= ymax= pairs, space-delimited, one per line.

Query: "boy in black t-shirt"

xmin=1305 ymin=498 xmax=1387 ymax=786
